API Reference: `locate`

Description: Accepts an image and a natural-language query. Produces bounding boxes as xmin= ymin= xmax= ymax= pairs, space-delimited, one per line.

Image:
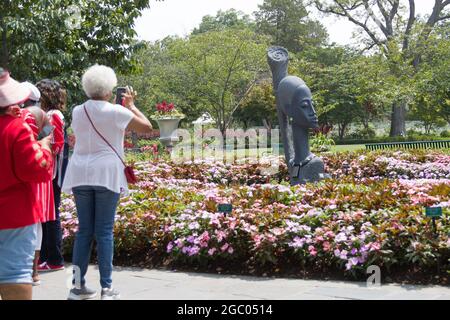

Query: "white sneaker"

xmin=32 ymin=279 xmax=41 ymax=286
xmin=101 ymin=287 xmax=121 ymax=300
xmin=68 ymin=286 xmax=97 ymax=300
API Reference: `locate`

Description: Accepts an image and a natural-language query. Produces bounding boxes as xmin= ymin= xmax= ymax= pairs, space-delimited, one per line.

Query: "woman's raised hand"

xmin=122 ymin=86 xmax=137 ymax=109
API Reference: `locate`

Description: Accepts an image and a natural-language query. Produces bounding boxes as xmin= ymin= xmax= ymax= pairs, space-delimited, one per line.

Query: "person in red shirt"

xmin=35 ymin=80 xmax=67 ymax=274
xmin=20 ymin=81 xmax=51 ymax=286
xmin=21 ymin=105 xmax=48 ymax=286
xmin=0 ymin=69 xmax=53 ymax=300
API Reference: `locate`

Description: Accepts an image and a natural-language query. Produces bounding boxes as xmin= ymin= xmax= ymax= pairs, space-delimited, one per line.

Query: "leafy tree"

xmin=192 ymin=9 xmax=255 ymax=35
xmin=301 ymin=44 xmax=350 ymax=66
xmin=317 ymin=59 xmax=367 ymax=139
xmin=312 ymin=0 xmax=450 ymax=136
xmin=290 ymin=46 xmax=392 ymax=139
xmin=0 ymin=0 xmax=152 ymax=108
xmin=120 ymin=37 xmax=206 ymax=124
xmin=410 ymin=22 xmax=450 ymax=130
xmin=160 ymin=29 xmax=270 ymax=135
xmin=122 ymin=29 xmax=270 ymax=134
xmin=255 ymin=0 xmax=328 ymax=52
xmin=235 ymin=80 xmax=277 ymax=130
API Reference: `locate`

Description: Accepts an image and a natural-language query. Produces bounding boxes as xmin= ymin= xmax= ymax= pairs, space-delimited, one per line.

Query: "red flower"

xmin=313 ymin=124 xmax=333 ymax=136
xmin=156 ymin=101 xmax=176 ymax=114
xmin=124 ymin=140 xmax=134 ymax=149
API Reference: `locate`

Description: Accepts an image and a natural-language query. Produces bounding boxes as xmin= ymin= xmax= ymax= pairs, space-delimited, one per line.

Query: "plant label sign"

xmin=425 ymin=207 xmax=442 ymax=218
xmin=218 ymin=204 xmax=233 ymax=214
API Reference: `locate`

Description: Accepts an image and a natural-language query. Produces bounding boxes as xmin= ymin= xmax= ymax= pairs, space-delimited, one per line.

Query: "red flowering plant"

xmin=313 ymin=124 xmax=333 ymax=136
xmin=124 ymin=139 xmax=135 ymax=150
xmin=151 ymin=101 xmax=185 ymax=120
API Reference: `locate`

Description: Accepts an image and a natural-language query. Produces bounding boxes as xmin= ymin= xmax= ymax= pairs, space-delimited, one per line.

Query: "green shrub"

xmin=137 ymin=139 xmax=161 ymax=148
xmin=311 ymin=133 xmax=335 ymax=152
xmin=441 ymin=130 xmax=450 ymax=138
xmin=348 ymin=127 xmax=377 ymax=139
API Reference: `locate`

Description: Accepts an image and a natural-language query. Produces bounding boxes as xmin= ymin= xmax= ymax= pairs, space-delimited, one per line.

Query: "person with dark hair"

xmin=35 ymin=79 xmax=67 ymax=274
xmin=0 ymin=69 xmax=53 ymax=300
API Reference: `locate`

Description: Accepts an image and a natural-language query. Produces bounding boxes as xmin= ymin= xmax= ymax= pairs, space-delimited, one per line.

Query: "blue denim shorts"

xmin=0 ymin=224 xmax=37 ymax=284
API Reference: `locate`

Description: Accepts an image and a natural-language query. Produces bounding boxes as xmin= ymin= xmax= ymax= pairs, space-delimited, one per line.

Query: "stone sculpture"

xmin=267 ymin=46 xmax=329 ymax=185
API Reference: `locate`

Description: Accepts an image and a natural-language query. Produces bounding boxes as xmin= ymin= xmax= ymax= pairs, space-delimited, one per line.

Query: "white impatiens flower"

xmin=335 ymin=232 xmax=347 ymax=243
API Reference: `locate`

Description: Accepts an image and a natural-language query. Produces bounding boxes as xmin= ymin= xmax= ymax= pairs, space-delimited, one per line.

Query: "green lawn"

xmin=226 ymin=145 xmax=366 ymax=157
xmin=139 ymin=145 xmax=367 ymax=162
xmin=224 ymin=145 xmax=366 ymax=157
xmin=330 ymin=144 xmax=366 ymax=153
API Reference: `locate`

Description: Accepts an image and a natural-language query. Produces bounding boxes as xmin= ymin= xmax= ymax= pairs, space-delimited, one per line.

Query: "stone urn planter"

xmin=152 ymin=102 xmax=185 ymax=151
xmin=154 ymin=116 xmax=184 ymax=150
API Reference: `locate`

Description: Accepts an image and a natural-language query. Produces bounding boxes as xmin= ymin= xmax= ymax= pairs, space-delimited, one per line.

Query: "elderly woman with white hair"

xmin=62 ymin=65 xmax=152 ymax=300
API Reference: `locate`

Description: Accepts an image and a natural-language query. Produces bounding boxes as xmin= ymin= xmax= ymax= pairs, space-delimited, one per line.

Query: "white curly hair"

xmin=82 ymin=64 xmax=118 ymax=99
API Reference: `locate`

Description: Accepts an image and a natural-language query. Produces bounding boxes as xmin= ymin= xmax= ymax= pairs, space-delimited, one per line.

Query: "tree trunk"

xmin=424 ymin=122 xmax=432 ymax=135
xmin=389 ymin=102 xmax=407 ymax=137
xmin=338 ymin=123 xmax=348 ymax=140
xmin=262 ymin=118 xmax=272 ymax=135
xmin=220 ymin=122 xmax=226 ymax=138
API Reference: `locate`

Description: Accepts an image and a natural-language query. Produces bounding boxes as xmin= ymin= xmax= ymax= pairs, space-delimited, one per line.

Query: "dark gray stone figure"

xmin=267 ymin=46 xmax=328 ymax=185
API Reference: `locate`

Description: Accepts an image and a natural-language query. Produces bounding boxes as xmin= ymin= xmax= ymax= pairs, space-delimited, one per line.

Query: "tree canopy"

xmin=3 ymin=0 xmax=448 ymax=139
xmin=312 ymin=0 xmax=450 ymax=136
xmin=256 ymin=0 xmax=328 ymax=52
xmin=121 ymin=29 xmax=270 ymax=133
xmin=0 ymin=0 xmax=151 ymax=107
xmin=192 ymin=9 xmax=255 ymax=35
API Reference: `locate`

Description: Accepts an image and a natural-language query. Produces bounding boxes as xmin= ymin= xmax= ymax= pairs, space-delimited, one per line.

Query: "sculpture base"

xmin=290 ymin=156 xmax=330 ymax=186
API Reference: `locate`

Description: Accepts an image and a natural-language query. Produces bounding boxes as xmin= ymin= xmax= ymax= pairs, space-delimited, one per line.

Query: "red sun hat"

xmin=0 ymin=69 xmax=31 ymax=108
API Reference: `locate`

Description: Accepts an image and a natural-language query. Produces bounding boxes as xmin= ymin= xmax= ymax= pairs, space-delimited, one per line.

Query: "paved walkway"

xmin=33 ymin=265 xmax=450 ymax=300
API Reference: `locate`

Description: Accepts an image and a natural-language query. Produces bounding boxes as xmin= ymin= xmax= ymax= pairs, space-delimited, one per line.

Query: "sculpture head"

xmin=278 ymin=76 xmax=318 ymax=129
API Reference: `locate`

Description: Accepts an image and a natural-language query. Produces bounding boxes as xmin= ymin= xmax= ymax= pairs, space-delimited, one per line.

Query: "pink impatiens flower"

xmin=308 ymin=245 xmax=317 ymax=256
xmin=369 ymin=242 xmax=381 ymax=251
xmin=215 ymin=230 xmax=227 ymax=242
xmin=221 ymin=243 xmax=230 ymax=252
xmin=252 ymin=234 xmax=263 ymax=248
xmin=322 ymin=241 xmax=331 ymax=252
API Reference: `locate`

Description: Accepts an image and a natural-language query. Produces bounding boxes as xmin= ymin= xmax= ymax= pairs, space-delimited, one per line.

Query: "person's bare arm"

xmin=126 ymin=105 xmax=153 ymax=133
xmin=122 ymin=86 xmax=153 ymax=134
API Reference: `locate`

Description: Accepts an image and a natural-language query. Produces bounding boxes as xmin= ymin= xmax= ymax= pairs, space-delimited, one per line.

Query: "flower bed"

xmin=60 ymin=149 xmax=450 ymax=284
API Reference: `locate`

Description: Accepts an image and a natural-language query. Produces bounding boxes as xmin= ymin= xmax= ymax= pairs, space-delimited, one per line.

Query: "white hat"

xmin=0 ymin=69 xmax=31 ymax=107
xmin=22 ymin=82 xmax=41 ymax=102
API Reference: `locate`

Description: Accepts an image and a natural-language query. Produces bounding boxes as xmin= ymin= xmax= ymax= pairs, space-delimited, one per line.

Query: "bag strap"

xmin=83 ymin=105 xmax=127 ymax=168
